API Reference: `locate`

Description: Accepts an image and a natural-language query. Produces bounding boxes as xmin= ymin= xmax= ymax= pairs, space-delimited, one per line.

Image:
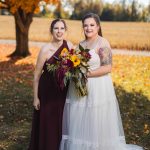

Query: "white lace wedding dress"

xmin=60 ymin=42 xmax=143 ymax=150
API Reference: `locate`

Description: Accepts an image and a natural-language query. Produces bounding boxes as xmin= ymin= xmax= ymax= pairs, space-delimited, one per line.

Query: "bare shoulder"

xmin=37 ymin=43 xmax=52 ymax=61
xmin=40 ymin=43 xmax=50 ymax=53
xmin=99 ymin=36 xmax=111 ymax=48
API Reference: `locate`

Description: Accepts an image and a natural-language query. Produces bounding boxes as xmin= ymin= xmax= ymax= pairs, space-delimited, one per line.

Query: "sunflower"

xmin=71 ymin=55 xmax=81 ymax=67
xmin=60 ymin=48 xmax=69 ymax=57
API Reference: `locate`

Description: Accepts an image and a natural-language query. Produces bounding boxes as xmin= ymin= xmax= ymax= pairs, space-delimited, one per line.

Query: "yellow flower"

xmin=71 ymin=55 xmax=80 ymax=67
xmin=60 ymin=48 xmax=69 ymax=57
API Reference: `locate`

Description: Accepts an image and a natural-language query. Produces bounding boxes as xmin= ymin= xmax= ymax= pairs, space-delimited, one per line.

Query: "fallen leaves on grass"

xmin=0 ymin=44 xmax=150 ymax=150
xmin=112 ymin=55 xmax=150 ymax=100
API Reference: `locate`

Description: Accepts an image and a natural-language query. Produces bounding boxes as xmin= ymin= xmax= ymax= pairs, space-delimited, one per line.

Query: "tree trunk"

xmin=14 ymin=19 xmax=30 ymax=57
xmin=10 ymin=10 xmax=33 ymax=57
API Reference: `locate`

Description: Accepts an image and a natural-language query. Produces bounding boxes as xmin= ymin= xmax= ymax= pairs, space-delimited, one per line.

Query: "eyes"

xmin=53 ymin=27 xmax=65 ymax=30
xmin=83 ymin=24 xmax=95 ymax=28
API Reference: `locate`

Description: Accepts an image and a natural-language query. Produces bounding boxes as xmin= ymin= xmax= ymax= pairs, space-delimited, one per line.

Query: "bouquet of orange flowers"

xmin=47 ymin=44 xmax=91 ymax=97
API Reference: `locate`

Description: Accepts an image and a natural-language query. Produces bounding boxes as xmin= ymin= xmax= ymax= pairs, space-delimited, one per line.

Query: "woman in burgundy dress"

xmin=28 ymin=19 xmax=73 ymax=150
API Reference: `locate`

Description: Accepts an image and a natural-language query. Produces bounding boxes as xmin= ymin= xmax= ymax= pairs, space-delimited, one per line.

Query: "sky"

xmin=103 ymin=0 xmax=150 ymax=6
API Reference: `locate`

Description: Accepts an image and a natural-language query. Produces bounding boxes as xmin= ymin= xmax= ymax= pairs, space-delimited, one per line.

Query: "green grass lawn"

xmin=0 ymin=45 xmax=150 ymax=150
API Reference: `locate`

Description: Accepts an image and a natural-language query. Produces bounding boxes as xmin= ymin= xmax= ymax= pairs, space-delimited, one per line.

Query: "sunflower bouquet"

xmin=46 ymin=44 xmax=91 ymax=97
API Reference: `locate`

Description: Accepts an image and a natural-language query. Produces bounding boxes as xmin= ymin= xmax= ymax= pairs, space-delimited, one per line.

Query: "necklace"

xmin=85 ymin=36 xmax=100 ymax=49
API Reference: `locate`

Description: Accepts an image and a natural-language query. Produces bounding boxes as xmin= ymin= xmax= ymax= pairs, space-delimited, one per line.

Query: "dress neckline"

xmin=45 ymin=40 xmax=65 ymax=63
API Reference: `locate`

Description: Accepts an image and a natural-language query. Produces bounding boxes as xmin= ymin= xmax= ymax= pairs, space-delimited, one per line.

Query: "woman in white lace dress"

xmin=60 ymin=13 xmax=143 ymax=150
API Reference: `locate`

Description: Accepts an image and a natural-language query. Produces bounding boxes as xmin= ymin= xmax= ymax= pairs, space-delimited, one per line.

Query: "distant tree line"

xmin=40 ymin=0 xmax=150 ymax=22
xmin=0 ymin=0 xmax=150 ymax=21
xmin=100 ymin=0 xmax=150 ymax=21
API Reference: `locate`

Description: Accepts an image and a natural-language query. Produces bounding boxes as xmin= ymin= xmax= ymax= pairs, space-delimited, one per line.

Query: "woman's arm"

xmin=87 ymin=39 xmax=112 ymax=78
xmin=33 ymin=46 xmax=48 ymax=110
xmin=87 ymin=65 xmax=112 ymax=77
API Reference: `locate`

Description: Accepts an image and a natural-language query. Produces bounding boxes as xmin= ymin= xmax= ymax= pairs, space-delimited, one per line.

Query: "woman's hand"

xmin=87 ymin=71 xmax=92 ymax=78
xmin=33 ymin=98 xmax=40 ymax=110
xmin=86 ymin=65 xmax=111 ymax=78
xmin=33 ymin=45 xmax=48 ymax=111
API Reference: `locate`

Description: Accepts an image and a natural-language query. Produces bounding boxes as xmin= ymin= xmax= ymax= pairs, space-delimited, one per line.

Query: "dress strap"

xmin=46 ymin=40 xmax=70 ymax=65
xmin=63 ymin=40 xmax=69 ymax=50
xmin=46 ymin=41 xmax=64 ymax=64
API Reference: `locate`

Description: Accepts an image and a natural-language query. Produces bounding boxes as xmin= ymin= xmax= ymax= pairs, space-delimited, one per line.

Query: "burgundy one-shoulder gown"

xmin=28 ymin=40 xmax=69 ymax=150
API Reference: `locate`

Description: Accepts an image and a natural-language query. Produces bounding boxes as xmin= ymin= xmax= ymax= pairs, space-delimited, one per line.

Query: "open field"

xmin=0 ymin=44 xmax=150 ymax=150
xmin=0 ymin=15 xmax=150 ymax=50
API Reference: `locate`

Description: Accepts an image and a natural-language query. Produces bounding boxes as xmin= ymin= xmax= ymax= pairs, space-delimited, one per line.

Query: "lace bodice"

xmin=88 ymin=49 xmax=101 ymax=70
xmin=88 ymin=45 xmax=112 ymax=71
xmin=81 ymin=36 xmax=112 ymax=71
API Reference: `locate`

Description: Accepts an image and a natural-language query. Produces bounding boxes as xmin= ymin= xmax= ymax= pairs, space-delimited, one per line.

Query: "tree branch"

xmin=26 ymin=12 xmax=33 ymax=26
xmin=25 ymin=5 xmax=36 ymax=26
xmin=14 ymin=10 xmax=26 ymax=33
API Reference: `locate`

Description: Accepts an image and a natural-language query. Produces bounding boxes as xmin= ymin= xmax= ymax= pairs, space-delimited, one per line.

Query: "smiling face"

xmin=83 ymin=17 xmax=100 ymax=39
xmin=52 ymin=21 xmax=66 ymax=41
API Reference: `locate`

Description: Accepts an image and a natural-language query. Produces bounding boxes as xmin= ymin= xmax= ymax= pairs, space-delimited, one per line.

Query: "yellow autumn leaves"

xmin=112 ymin=55 xmax=150 ymax=100
xmin=4 ymin=0 xmax=59 ymax=14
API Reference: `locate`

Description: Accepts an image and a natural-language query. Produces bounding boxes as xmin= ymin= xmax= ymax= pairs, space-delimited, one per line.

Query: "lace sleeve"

xmin=98 ymin=47 xmax=112 ymax=66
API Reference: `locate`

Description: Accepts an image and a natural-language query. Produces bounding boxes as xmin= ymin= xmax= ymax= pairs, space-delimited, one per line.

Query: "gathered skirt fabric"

xmin=60 ymin=74 xmax=143 ymax=150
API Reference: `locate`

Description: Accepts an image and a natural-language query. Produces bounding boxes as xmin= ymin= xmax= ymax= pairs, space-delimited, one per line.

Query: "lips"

xmin=56 ymin=34 xmax=63 ymax=37
xmin=86 ymin=30 xmax=93 ymax=33
xmin=57 ymin=34 xmax=62 ymax=36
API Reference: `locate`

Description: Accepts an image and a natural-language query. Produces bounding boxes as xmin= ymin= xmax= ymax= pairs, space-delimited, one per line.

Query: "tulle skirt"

xmin=60 ymin=74 xmax=143 ymax=150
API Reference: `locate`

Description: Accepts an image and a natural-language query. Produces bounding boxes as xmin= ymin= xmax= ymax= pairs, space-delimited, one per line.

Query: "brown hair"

xmin=50 ymin=19 xmax=67 ymax=33
xmin=82 ymin=13 xmax=102 ymax=37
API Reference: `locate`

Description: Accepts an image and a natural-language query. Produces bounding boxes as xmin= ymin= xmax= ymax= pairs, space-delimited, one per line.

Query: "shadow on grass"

xmin=0 ymin=58 xmax=34 ymax=150
xmin=0 ymin=59 xmax=149 ymax=150
xmin=114 ymin=84 xmax=150 ymax=150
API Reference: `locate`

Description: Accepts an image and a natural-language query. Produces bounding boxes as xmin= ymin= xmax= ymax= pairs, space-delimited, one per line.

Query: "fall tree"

xmin=0 ymin=0 xmax=58 ymax=57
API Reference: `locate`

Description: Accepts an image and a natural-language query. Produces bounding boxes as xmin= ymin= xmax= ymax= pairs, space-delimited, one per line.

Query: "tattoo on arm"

xmin=99 ymin=47 xmax=112 ymax=66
